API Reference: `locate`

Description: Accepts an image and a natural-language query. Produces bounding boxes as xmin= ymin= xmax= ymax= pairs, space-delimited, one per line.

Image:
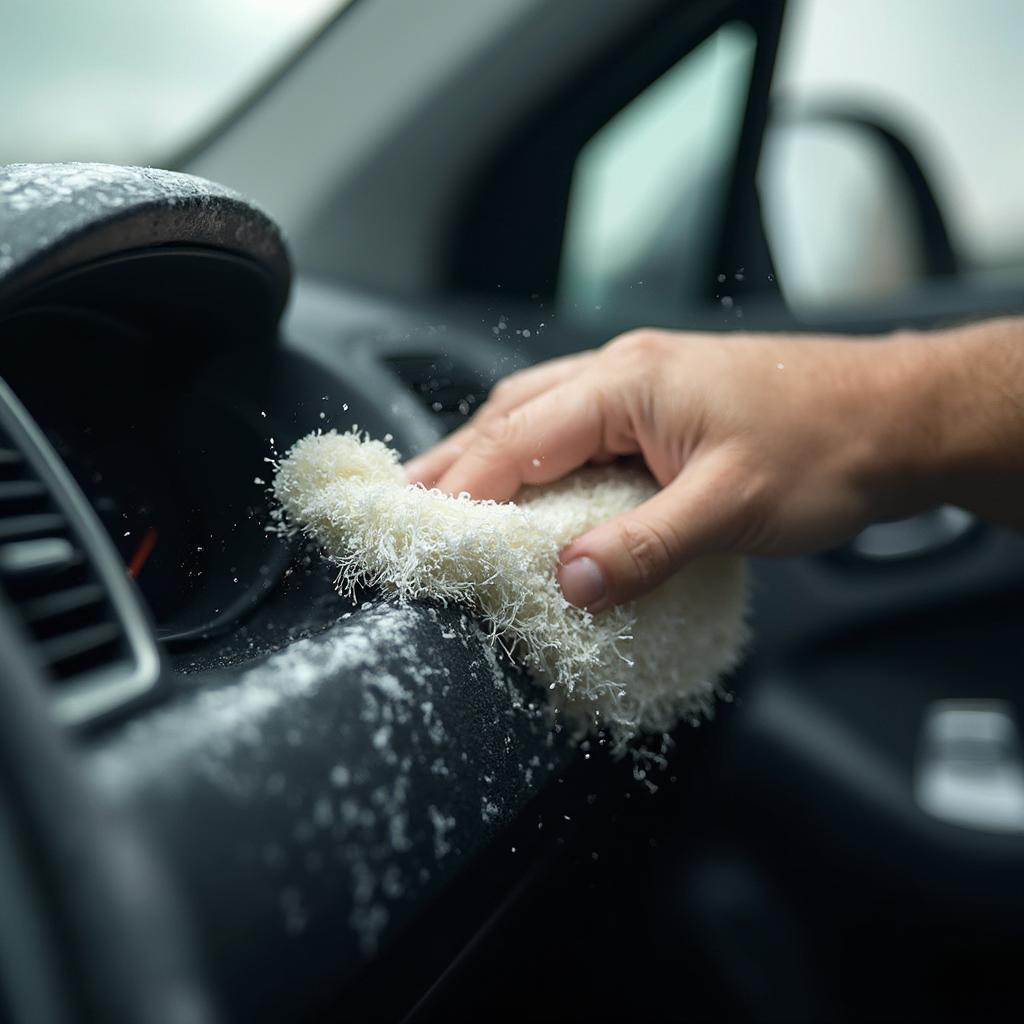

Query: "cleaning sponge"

xmin=273 ymin=429 xmax=748 ymax=744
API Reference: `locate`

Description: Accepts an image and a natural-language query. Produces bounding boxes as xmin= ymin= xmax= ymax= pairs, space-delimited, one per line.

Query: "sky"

xmin=0 ymin=0 xmax=343 ymax=167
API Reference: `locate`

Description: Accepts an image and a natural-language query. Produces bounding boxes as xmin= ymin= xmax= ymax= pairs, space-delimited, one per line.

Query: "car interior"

xmin=2 ymin=1 xmax=1023 ymax=1021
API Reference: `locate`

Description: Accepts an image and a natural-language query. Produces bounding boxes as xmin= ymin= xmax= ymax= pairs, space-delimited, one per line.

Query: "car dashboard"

xmin=3 ymin=163 xmax=1024 ymax=1024
xmin=0 ymin=165 xmax=592 ymax=1024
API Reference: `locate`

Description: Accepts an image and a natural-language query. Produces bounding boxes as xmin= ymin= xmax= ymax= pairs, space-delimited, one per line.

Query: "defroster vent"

xmin=383 ymin=353 xmax=491 ymax=434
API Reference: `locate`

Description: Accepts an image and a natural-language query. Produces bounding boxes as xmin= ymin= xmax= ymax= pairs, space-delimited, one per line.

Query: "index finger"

xmin=434 ymin=379 xmax=613 ymax=501
xmin=405 ymin=353 xmax=592 ymax=487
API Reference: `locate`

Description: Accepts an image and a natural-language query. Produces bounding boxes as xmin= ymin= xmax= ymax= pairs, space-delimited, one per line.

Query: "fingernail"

xmin=404 ymin=458 xmax=426 ymax=483
xmin=558 ymin=556 xmax=606 ymax=609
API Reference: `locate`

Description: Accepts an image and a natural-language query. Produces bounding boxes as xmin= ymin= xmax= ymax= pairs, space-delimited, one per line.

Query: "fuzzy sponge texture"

xmin=273 ymin=430 xmax=748 ymax=743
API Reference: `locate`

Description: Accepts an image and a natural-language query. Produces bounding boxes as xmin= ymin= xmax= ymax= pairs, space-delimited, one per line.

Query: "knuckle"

xmin=605 ymin=328 xmax=670 ymax=362
xmin=616 ymin=518 xmax=676 ymax=588
xmin=488 ymin=375 xmax=519 ymax=402
xmin=736 ymin=471 xmax=774 ymax=520
xmin=723 ymin=471 xmax=776 ymax=547
xmin=476 ymin=413 xmax=517 ymax=448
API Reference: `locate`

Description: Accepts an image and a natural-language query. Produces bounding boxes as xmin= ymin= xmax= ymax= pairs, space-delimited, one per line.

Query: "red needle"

xmin=127 ymin=526 xmax=159 ymax=579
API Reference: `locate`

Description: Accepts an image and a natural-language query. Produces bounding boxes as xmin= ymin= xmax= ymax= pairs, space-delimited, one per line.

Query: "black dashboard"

xmin=3 ymin=164 xmax=1024 ymax=1024
xmin=0 ymin=165 xmax=584 ymax=1024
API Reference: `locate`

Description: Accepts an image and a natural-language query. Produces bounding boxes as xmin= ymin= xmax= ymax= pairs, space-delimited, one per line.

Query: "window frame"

xmin=442 ymin=0 xmax=787 ymax=315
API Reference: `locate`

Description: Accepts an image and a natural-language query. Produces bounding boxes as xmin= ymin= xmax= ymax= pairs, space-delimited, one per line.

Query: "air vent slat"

xmin=0 ymin=512 xmax=67 ymax=541
xmin=0 ymin=537 xmax=79 ymax=577
xmin=39 ymin=621 xmax=122 ymax=668
xmin=0 ymin=446 xmax=25 ymax=467
xmin=20 ymin=582 xmax=106 ymax=624
xmin=0 ymin=479 xmax=47 ymax=501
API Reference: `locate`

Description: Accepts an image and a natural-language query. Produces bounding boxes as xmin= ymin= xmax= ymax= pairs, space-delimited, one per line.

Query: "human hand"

xmin=403 ymin=328 xmax=982 ymax=611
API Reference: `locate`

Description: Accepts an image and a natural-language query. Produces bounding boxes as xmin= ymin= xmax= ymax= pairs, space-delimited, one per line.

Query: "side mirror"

xmin=758 ymin=104 xmax=956 ymax=312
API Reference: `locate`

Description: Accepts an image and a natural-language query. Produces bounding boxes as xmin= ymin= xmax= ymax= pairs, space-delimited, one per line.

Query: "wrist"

xmin=867 ymin=320 xmax=1024 ymax=523
xmin=838 ymin=330 xmax=960 ymax=520
xmin=927 ymin=319 xmax=1024 ymax=523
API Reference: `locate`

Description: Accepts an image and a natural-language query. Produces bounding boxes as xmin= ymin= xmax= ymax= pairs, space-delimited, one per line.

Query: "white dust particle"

xmin=428 ymin=805 xmax=455 ymax=859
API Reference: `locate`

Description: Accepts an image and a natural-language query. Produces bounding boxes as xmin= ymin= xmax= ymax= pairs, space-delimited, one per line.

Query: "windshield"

xmin=2 ymin=0 xmax=346 ymax=168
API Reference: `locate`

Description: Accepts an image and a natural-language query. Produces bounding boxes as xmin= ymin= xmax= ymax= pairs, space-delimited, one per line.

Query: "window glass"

xmin=0 ymin=0 xmax=345 ymax=167
xmin=559 ymin=23 xmax=756 ymax=325
xmin=764 ymin=0 xmax=1024 ymax=308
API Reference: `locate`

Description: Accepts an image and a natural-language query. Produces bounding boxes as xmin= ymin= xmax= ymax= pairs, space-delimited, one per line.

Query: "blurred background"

xmin=3 ymin=5 xmax=1024 ymax=1021
xmin=4 ymin=0 xmax=1024 ymax=320
xmin=1 ymin=0 xmax=343 ymax=166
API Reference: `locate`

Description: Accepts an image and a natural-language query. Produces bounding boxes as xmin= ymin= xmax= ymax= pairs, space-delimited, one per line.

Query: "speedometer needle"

xmin=127 ymin=526 xmax=159 ymax=578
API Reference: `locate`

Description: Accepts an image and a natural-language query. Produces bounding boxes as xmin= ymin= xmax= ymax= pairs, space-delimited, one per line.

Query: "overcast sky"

xmin=1 ymin=0 xmax=341 ymax=167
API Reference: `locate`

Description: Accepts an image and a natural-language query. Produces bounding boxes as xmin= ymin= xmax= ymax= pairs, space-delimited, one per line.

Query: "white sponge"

xmin=273 ymin=430 xmax=748 ymax=744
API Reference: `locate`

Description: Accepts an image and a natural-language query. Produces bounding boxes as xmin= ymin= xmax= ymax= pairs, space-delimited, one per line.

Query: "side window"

xmin=558 ymin=23 xmax=756 ymax=326
xmin=761 ymin=0 xmax=1024 ymax=313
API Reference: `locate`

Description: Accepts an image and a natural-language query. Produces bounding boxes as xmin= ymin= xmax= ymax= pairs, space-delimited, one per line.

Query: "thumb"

xmin=556 ymin=466 xmax=729 ymax=611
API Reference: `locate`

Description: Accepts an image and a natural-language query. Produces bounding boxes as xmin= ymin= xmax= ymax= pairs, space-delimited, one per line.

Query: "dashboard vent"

xmin=383 ymin=354 xmax=489 ymax=434
xmin=0 ymin=380 xmax=159 ymax=726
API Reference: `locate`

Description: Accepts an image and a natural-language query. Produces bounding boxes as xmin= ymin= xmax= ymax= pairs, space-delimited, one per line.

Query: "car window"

xmin=762 ymin=0 xmax=1024 ymax=311
xmin=558 ymin=22 xmax=756 ymax=327
xmin=0 ymin=0 xmax=345 ymax=167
